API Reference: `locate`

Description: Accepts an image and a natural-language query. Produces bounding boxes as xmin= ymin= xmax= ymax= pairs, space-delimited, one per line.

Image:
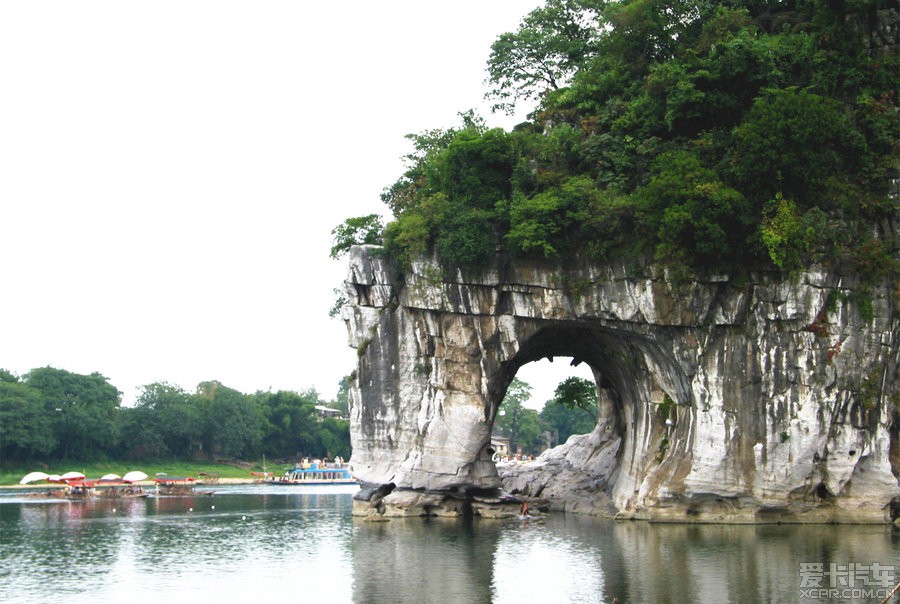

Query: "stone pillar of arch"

xmin=342 ymin=245 xmax=899 ymax=521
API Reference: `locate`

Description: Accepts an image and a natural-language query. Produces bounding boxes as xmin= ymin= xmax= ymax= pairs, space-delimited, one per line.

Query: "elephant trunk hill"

xmin=342 ymin=245 xmax=899 ymax=523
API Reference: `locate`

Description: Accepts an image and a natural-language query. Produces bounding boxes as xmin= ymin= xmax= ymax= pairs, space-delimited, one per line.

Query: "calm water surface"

xmin=1 ymin=484 xmax=897 ymax=603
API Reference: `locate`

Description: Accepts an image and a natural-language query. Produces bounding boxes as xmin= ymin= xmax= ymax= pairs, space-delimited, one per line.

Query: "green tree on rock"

xmin=329 ymin=214 xmax=384 ymax=259
xmin=486 ymin=0 xmax=606 ymax=113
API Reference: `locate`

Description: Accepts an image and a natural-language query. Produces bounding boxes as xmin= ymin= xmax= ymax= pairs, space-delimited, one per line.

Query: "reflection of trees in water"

xmin=15 ymin=497 xmax=147 ymax=526
xmin=6 ymin=491 xmax=359 ymax=600
xmin=12 ymin=501 xmax=124 ymax=587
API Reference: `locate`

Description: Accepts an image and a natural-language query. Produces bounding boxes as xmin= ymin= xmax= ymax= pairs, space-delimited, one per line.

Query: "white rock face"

xmin=344 ymin=245 xmax=899 ymax=522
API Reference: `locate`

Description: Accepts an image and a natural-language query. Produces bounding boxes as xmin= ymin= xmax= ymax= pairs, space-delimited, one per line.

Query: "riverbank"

xmin=0 ymin=460 xmax=278 ymax=487
xmin=0 ymin=477 xmax=261 ymax=490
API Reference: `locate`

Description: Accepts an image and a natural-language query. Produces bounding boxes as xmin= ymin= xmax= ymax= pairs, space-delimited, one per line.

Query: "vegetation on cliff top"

xmin=333 ymin=0 xmax=898 ymax=280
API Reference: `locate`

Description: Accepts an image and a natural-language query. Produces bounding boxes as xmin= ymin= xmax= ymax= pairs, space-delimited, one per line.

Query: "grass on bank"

xmin=0 ymin=460 xmax=296 ymax=486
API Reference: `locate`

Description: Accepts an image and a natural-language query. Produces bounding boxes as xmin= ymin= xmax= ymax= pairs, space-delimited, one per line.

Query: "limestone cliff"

xmin=343 ymin=245 xmax=899 ymax=522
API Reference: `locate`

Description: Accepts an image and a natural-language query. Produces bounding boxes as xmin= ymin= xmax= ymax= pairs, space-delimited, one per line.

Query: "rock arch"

xmin=496 ymin=322 xmax=691 ymax=516
xmin=343 ymin=245 xmax=898 ymax=522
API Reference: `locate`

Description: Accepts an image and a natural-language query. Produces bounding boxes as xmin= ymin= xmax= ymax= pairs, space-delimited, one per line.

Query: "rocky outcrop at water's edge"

xmin=342 ymin=245 xmax=900 ymax=523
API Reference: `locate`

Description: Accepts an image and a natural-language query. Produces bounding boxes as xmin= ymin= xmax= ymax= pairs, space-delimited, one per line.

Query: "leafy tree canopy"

xmin=538 ymin=376 xmax=598 ymax=445
xmin=497 ymin=375 xmax=601 ymax=453
xmin=23 ymin=367 xmax=121 ymax=460
xmin=0 ymin=367 xmax=351 ymax=465
xmin=350 ymin=0 xmax=898 ymax=281
xmin=485 ymin=0 xmax=607 ymax=114
xmin=495 ymin=378 xmax=543 ymax=453
xmin=551 ymin=376 xmax=598 ymax=415
xmin=330 ymin=214 xmax=384 ymax=259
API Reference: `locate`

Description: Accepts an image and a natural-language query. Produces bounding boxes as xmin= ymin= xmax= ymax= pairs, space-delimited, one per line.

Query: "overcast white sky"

xmin=0 ymin=1 xmax=592 ymax=408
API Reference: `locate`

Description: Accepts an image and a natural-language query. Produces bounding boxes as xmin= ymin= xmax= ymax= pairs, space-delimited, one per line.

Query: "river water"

xmin=1 ymin=484 xmax=897 ymax=603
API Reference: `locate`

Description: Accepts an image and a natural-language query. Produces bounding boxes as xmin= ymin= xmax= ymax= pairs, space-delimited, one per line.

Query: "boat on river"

xmin=96 ymin=482 xmax=149 ymax=499
xmin=64 ymin=479 xmax=149 ymax=500
xmin=267 ymin=462 xmax=357 ymax=486
xmin=152 ymin=476 xmax=214 ymax=496
xmin=64 ymin=480 xmax=96 ymax=500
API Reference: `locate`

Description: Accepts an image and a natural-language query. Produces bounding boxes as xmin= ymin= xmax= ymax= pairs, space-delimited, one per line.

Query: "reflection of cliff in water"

xmin=529 ymin=515 xmax=899 ymax=603
xmin=352 ymin=512 xmax=900 ymax=603
xmin=3 ymin=489 xmax=898 ymax=603
xmin=352 ymin=517 xmax=499 ymax=603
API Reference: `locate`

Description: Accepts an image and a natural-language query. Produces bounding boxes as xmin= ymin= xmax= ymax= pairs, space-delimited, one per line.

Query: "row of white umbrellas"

xmin=19 ymin=470 xmax=148 ymax=484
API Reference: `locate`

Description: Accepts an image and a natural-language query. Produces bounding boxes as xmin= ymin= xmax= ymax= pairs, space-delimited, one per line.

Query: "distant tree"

xmin=123 ymin=382 xmax=202 ymax=459
xmin=540 ymin=377 xmax=597 ymax=445
xmin=24 ymin=367 xmax=121 ymax=460
xmin=0 ymin=366 xmax=356 ymax=465
xmin=256 ymin=389 xmax=319 ymax=459
xmin=551 ymin=376 xmax=598 ymax=415
xmin=118 ymin=403 xmax=164 ymax=459
xmin=501 ymin=377 xmax=533 ymax=409
xmin=0 ymin=378 xmax=56 ymax=460
xmin=197 ymin=381 xmax=264 ymax=459
xmin=333 ymin=376 xmax=351 ymax=415
xmin=540 ymin=401 xmax=595 ymax=446
xmin=317 ymin=416 xmax=351 ymax=460
xmin=495 ymin=378 xmax=543 ymax=454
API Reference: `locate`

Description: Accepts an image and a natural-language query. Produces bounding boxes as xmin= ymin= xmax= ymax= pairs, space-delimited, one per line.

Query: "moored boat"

xmin=267 ymin=462 xmax=356 ymax=486
xmin=64 ymin=480 xmax=97 ymax=500
xmin=152 ymin=476 xmax=213 ymax=496
xmin=95 ymin=481 xmax=149 ymax=499
xmin=18 ymin=470 xmax=151 ymax=500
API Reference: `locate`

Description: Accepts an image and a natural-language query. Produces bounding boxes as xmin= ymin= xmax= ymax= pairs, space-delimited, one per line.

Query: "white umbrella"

xmin=60 ymin=471 xmax=86 ymax=481
xmin=19 ymin=471 xmax=50 ymax=485
xmin=100 ymin=473 xmax=122 ymax=481
xmin=122 ymin=471 xmax=148 ymax=483
xmin=47 ymin=474 xmax=62 ymax=483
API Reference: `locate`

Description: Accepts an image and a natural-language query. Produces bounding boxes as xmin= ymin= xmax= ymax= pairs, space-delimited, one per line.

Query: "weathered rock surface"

xmin=343 ymin=245 xmax=899 ymax=522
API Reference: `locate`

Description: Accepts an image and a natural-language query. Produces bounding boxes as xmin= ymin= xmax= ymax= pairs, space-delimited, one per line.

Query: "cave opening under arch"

xmin=486 ymin=323 xmax=693 ymax=508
